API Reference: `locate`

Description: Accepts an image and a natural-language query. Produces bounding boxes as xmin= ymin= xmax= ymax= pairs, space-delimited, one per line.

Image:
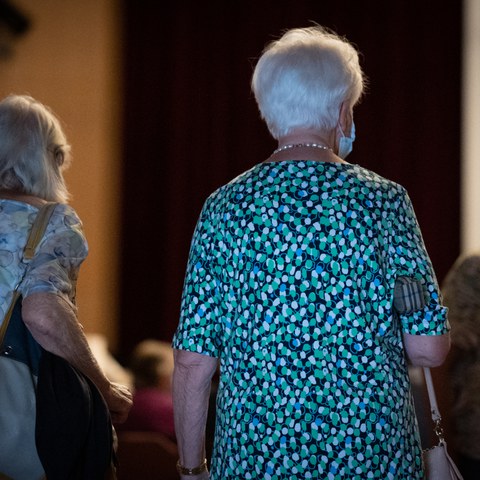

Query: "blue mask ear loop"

xmin=337 ymin=122 xmax=355 ymax=159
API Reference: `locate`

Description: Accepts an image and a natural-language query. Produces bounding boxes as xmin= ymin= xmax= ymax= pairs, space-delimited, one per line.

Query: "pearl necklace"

xmin=272 ymin=143 xmax=332 ymax=156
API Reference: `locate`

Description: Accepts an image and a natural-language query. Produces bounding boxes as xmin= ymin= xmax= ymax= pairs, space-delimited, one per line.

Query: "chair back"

xmin=116 ymin=431 xmax=178 ymax=480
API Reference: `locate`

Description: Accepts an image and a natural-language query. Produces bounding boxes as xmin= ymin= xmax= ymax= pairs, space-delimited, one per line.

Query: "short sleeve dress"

xmin=173 ymin=161 xmax=449 ymax=480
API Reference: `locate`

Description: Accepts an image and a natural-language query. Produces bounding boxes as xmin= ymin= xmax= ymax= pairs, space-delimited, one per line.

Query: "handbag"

xmin=0 ymin=203 xmax=117 ymax=480
xmin=422 ymin=367 xmax=464 ymax=480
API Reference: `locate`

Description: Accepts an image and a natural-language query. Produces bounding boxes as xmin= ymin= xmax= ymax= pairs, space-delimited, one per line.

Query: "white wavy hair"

xmin=0 ymin=94 xmax=71 ymax=202
xmin=251 ymin=25 xmax=366 ymax=139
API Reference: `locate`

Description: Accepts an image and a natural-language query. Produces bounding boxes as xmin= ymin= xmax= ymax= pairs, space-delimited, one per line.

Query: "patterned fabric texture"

xmin=173 ymin=161 xmax=449 ymax=479
xmin=0 ymin=200 xmax=88 ymax=322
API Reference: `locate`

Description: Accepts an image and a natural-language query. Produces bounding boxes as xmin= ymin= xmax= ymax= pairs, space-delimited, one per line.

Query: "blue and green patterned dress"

xmin=173 ymin=161 xmax=449 ymax=479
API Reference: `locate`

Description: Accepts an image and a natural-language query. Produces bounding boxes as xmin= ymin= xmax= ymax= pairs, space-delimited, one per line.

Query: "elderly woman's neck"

xmin=277 ymin=129 xmax=335 ymax=150
xmin=267 ymin=128 xmax=347 ymax=164
xmin=0 ymin=189 xmax=47 ymax=207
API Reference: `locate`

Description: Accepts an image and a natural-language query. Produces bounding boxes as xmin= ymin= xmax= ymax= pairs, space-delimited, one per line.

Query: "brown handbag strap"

xmin=24 ymin=202 xmax=58 ymax=260
xmin=0 ymin=290 xmax=21 ymax=344
xmin=0 ymin=202 xmax=58 ymax=344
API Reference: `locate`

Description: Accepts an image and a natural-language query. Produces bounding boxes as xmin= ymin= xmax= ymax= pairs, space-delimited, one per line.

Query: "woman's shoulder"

xmin=48 ymin=203 xmax=84 ymax=230
xmin=345 ymin=163 xmax=405 ymax=192
xmin=0 ymin=199 xmax=83 ymax=228
xmin=42 ymin=203 xmax=88 ymax=256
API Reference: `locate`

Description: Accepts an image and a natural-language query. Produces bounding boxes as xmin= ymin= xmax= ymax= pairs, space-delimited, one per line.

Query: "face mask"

xmin=338 ymin=122 xmax=355 ymax=159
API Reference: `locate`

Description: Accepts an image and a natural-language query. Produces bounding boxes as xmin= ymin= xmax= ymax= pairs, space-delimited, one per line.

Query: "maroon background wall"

xmin=118 ymin=0 xmax=462 ymax=358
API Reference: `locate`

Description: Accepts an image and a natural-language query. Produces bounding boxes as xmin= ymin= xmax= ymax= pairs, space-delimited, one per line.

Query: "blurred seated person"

xmin=116 ymin=339 xmax=176 ymax=442
xmin=442 ymin=253 xmax=480 ymax=479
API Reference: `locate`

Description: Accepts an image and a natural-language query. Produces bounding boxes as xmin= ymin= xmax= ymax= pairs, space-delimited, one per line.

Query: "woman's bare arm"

xmin=22 ymin=292 xmax=132 ymax=423
xmin=173 ymin=349 xmax=218 ymax=479
xmin=403 ymin=332 xmax=451 ymax=367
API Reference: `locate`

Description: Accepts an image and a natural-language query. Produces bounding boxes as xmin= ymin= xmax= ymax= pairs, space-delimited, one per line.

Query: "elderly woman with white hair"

xmin=0 ymin=94 xmax=132 ymax=479
xmin=172 ymin=26 xmax=450 ymax=479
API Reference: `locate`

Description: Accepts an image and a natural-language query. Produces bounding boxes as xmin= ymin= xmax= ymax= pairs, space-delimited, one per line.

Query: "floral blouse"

xmin=0 ymin=200 xmax=88 ymax=324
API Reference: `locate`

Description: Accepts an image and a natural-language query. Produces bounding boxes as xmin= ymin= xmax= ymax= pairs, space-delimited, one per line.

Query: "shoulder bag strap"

xmin=24 ymin=202 xmax=58 ymax=260
xmin=423 ymin=367 xmax=442 ymax=423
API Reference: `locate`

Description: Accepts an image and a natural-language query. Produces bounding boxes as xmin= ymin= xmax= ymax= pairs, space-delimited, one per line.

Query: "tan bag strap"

xmin=24 ymin=202 xmax=58 ymax=260
xmin=423 ymin=367 xmax=442 ymax=424
xmin=0 ymin=290 xmax=21 ymax=345
xmin=0 ymin=202 xmax=58 ymax=344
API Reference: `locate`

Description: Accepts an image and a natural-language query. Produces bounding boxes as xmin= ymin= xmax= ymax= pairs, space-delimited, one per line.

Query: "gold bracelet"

xmin=176 ymin=458 xmax=208 ymax=475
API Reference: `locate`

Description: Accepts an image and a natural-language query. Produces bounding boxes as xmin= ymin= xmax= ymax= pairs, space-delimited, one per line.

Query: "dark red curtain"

xmin=118 ymin=0 xmax=462 ymax=357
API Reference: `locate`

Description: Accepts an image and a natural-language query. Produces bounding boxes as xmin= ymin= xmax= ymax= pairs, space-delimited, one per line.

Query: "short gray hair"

xmin=251 ymin=25 xmax=366 ymax=139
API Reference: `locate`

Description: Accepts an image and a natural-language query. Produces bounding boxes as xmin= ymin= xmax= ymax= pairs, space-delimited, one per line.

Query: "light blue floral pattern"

xmin=173 ymin=161 xmax=449 ymax=479
xmin=0 ymin=200 xmax=88 ymax=324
